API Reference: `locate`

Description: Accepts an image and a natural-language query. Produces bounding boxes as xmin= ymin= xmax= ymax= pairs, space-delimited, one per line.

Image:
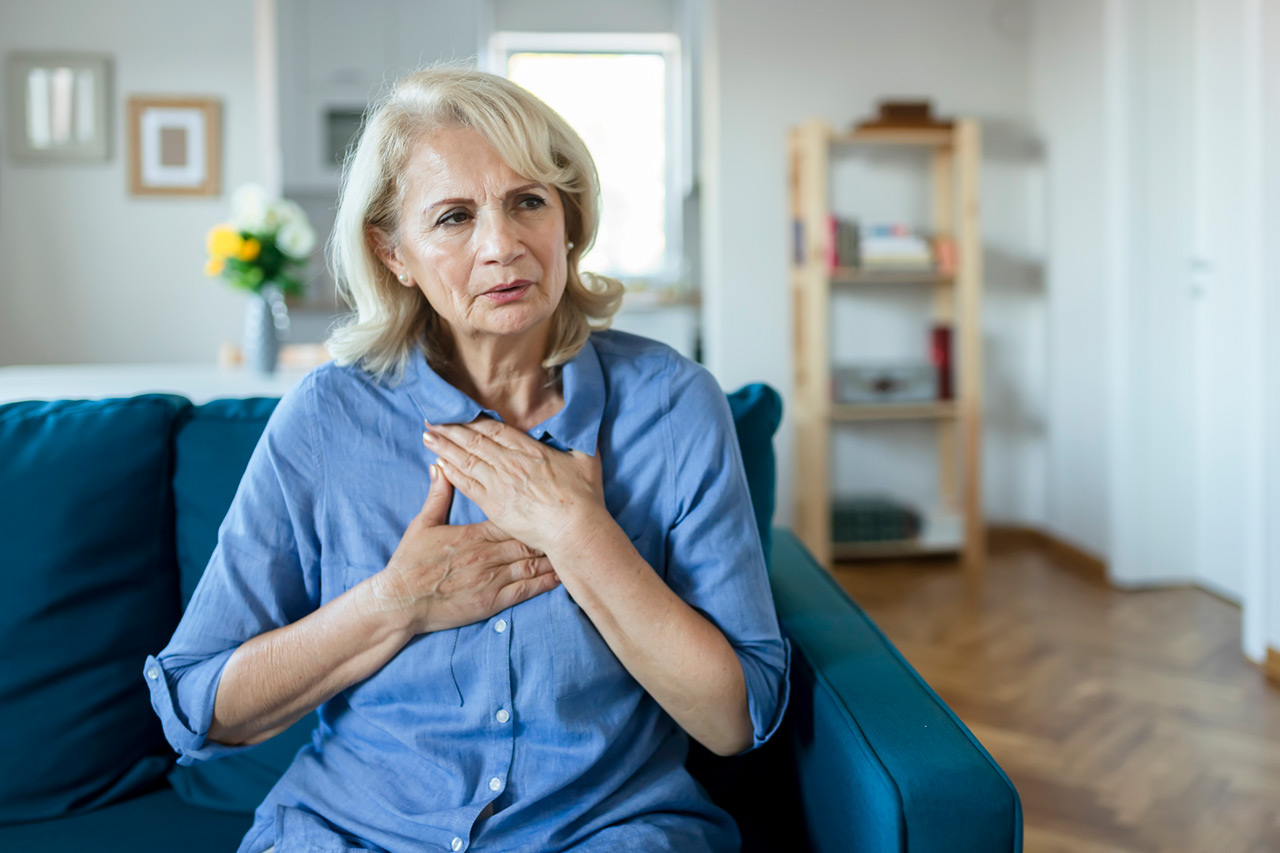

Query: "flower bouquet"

xmin=205 ymin=184 xmax=316 ymax=295
xmin=206 ymin=185 xmax=317 ymax=373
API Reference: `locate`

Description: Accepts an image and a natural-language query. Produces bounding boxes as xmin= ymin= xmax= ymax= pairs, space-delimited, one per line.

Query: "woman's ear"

xmin=366 ymin=225 xmax=410 ymax=286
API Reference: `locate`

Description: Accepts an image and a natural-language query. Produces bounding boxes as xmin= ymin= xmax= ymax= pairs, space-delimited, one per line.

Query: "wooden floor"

xmin=832 ymin=540 xmax=1280 ymax=853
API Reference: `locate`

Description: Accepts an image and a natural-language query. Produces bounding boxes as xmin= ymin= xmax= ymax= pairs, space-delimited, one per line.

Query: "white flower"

xmin=274 ymin=200 xmax=306 ymax=229
xmin=277 ymin=218 xmax=316 ymax=258
xmin=231 ymin=184 xmax=271 ymax=232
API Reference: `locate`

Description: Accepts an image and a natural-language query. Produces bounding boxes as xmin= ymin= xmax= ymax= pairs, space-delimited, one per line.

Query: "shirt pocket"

xmin=550 ymin=531 xmax=655 ymax=700
xmin=340 ymin=564 xmax=463 ymax=707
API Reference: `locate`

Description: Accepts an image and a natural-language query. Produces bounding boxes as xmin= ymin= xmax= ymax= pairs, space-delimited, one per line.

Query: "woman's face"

xmin=384 ymin=126 xmax=569 ymax=349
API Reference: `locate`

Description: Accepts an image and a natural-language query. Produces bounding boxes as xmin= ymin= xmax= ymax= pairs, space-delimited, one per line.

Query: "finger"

xmin=468 ymin=536 xmax=543 ymax=569
xmin=493 ymin=562 xmax=561 ymax=610
xmin=430 ymin=420 xmax=522 ymax=467
xmin=433 ymin=455 xmax=484 ymax=502
xmin=424 ymin=427 xmax=495 ymax=486
xmin=459 ymin=416 xmax=539 ymax=452
xmin=416 ymin=463 xmax=454 ymax=526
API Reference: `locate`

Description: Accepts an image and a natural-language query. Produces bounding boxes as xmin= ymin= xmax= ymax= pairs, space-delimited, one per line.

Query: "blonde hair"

xmin=325 ymin=64 xmax=624 ymax=383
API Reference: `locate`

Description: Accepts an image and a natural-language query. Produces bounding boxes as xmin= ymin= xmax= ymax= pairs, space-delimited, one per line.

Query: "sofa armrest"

xmin=769 ymin=529 xmax=1023 ymax=853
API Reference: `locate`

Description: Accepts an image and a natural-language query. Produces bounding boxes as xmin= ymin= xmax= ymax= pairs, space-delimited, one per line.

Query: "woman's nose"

xmin=476 ymin=210 xmax=525 ymax=266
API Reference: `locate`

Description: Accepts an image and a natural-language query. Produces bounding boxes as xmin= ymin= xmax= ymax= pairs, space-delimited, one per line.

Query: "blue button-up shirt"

xmin=145 ymin=330 xmax=790 ymax=853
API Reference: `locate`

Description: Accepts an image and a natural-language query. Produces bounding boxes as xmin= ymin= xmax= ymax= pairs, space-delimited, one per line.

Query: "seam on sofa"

xmin=785 ymin=534 xmax=1023 ymax=851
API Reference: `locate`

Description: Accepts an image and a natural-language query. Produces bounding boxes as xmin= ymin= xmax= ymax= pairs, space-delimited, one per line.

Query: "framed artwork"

xmin=127 ymin=96 xmax=221 ymax=196
xmin=5 ymin=53 xmax=112 ymax=163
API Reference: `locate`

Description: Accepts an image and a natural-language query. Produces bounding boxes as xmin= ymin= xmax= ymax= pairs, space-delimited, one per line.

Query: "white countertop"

xmin=0 ymin=363 xmax=311 ymax=405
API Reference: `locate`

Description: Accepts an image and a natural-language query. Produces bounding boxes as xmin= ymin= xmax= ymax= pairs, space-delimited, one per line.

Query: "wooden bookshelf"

xmin=789 ymin=118 xmax=985 ymax=588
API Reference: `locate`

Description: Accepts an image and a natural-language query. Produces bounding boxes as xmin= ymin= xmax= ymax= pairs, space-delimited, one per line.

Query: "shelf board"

xmin=831 ymin=267 xmax=953 ymax=286
xmin=833 ymin=127 xmax=955 ymax=147
xmin=831 ymin=402 xmax=957 ymax=422
xmin=832 ymin=539 xmax=961 ymax=560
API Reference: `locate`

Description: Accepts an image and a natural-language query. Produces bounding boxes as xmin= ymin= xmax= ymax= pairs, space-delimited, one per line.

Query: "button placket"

xmin=484 ymin=608 xmax=516 ymax=816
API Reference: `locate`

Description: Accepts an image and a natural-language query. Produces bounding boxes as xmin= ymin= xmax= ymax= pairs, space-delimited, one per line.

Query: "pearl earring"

xmin=567 ymin=241 xmax=575 ymax=251
xmin=398 ymin=273 xmax=407 ymax=283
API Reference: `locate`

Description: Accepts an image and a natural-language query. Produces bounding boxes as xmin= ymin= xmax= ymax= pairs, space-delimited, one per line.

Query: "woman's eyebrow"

xmin=425 ymin=182 xmax=548 ymax=213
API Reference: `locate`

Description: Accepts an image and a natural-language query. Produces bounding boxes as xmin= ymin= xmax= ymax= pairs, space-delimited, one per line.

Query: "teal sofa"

xmin=0 ymin=386 xmax=1021 ymax=852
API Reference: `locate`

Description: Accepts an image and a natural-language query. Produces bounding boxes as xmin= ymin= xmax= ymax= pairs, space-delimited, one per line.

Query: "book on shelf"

xmin=859 ymin=223 xmax=933 ymax=270
xmin=792 ymin=219 xmax=955 ymax=276
xmin=931 ymin=324 xmax=953 ymax=400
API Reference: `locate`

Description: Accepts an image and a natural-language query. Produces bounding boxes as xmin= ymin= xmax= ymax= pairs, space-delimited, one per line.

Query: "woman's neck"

xmin=439 ymin=326 xmax=564 ymax=432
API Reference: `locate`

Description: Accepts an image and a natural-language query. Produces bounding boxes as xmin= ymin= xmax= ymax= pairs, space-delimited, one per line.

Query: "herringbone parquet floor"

xmin=832 ymin=540 xmax=1280 ymax=853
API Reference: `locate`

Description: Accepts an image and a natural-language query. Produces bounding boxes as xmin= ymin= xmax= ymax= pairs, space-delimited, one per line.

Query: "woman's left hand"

xmin=423 ymin=417 xmax=605 ymax=556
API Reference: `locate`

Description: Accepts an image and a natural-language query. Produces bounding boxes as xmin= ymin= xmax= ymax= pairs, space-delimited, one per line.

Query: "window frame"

xmin=487 ymin=31 xmax=685 ymax=287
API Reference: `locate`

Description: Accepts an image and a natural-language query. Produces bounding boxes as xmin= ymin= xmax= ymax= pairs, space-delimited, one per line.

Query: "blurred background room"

xmin=3 ymin=1 xmax=1280 ymax=849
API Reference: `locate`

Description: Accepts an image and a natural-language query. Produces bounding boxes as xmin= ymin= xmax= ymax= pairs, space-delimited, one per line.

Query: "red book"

xmin=931 ymin=324 xmax=953 ymax=400
xmin=825 ymin=215 xmax=839 ymax=271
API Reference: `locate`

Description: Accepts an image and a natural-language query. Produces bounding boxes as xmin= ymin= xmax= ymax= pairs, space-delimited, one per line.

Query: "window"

xmin=489 ymin=33 xmax=683 ymax=287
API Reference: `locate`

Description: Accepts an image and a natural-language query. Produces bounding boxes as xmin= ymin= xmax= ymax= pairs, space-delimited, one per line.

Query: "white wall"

xmin=1264 ymin=0 xmax=1280 ymax=656
xmin=702 ymin=0 xmax=1045 ymax=529
xmin=1026 ymin=0 xmax=1111 ymax=557
xmin=0 ymin=0 xmax=265 ymax=367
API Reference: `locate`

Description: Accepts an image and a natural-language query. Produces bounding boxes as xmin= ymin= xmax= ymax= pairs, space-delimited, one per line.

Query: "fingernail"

xmin=423 ymin=431 xmax=436 ymax=444
xmin=429 ymin=463 xmax=438 ymax=479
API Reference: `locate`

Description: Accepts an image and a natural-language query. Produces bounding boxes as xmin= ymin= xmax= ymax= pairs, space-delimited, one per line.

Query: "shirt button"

xmin=495 ymin=709 xmax=510 ymax=723
xmin=489 ymin=776 xmax=503 ymax=792
xmin=146 ymin=666 xmax=161 ymax=681
xmin=451 ymin=837 xmax=463 ymax=851
xmin=493 ymin=618 xmax=507 ymax=634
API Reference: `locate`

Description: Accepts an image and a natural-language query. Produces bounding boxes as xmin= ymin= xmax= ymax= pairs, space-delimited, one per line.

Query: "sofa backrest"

xmin=0 ymin=396 xmax=189 ymax=825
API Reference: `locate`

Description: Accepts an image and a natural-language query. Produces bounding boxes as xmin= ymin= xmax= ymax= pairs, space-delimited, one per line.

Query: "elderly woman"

xmin=146 ymin=67 xmax=789 ymax=853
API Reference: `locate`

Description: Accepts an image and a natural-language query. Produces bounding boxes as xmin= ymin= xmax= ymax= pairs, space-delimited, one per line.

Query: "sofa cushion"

xmin=0 ymin=396 xmax=188 ymax=824
xmin=169 ymin=397 xmax=318 ymax=813
xmin=0 ymin=786 xmax=250 ymax=853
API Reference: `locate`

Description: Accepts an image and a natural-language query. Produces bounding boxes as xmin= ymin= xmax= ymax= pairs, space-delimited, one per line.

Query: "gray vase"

xmin=242 ymin=286 xmax=289 ymax=374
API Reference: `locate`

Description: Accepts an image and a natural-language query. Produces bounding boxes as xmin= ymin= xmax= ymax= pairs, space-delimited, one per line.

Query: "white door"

xmin=1188 ymin=0 xmax=1265 ymax=606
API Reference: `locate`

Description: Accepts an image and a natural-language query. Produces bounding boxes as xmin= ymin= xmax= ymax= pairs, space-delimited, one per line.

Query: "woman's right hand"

xmin=364 ymin=463 xmax=560 ymax=636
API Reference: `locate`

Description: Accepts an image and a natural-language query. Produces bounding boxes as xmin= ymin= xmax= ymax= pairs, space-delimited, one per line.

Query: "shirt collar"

xmin=402 ymin=336 xmax=604 ymax=455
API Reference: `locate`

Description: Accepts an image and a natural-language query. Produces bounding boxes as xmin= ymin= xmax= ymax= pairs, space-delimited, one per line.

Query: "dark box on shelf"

xmin=832 ymin=497 xmax=923 ymax=543
xmin=832 ymin=364 xmax=938 ymax=405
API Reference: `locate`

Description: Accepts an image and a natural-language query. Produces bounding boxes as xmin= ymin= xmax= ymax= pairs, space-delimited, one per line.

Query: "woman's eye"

xmin=518 ymin=195 xmax=546 ymax=210
xmin=437 ymin=209 xmax=470 ymax=226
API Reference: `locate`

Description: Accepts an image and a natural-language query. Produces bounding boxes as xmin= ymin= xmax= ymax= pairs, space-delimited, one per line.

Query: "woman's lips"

xmin=482 ymin=282 xmax=533 ymax=303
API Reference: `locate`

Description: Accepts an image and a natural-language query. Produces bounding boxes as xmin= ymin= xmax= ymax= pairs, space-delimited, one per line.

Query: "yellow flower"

xmin=204 ymin=257 xmax=226 ymax=276
xmin=238 ymin=238 xmax=262 ymax=262
xmin=206 ymin=224 xmax=242 ymax=259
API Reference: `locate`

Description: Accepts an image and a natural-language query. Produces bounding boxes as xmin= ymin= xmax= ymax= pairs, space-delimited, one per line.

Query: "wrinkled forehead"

xmin=401 ymin=126 xmax=544 ymax=206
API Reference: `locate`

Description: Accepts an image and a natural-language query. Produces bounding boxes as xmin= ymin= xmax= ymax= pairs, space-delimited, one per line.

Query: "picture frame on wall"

xmin=5 ymin=52 xmax=112 ymax=163
xmin=127 ymin=96 xmax=221 ymax=196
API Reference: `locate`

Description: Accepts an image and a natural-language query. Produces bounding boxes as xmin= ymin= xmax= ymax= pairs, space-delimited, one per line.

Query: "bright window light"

xmin=505 ymin=48 xmax=673 ymax=281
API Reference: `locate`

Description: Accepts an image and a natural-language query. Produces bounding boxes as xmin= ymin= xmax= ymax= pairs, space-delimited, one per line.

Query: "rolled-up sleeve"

xmin=144 ymin=378 xmax=323 ymax=765
xmin=661 ymin=359 xmax=791 ymax=752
